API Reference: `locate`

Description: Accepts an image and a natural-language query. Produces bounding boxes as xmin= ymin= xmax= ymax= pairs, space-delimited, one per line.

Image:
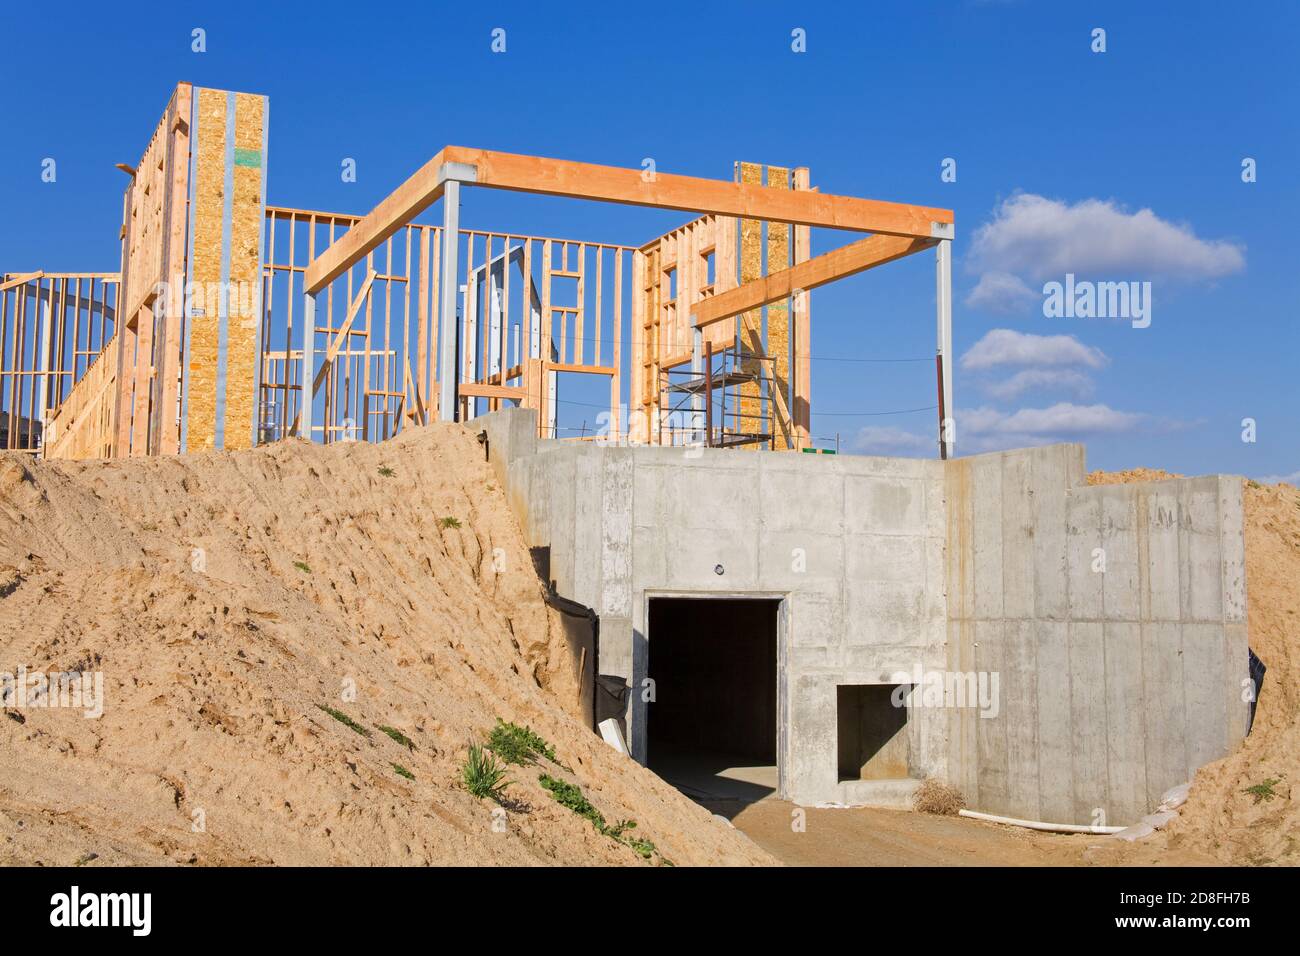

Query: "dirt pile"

xmin=1088 ymin=469 xmax=1300 ymax=865
xmin=0 ymin=425 xmax=771 ymax=866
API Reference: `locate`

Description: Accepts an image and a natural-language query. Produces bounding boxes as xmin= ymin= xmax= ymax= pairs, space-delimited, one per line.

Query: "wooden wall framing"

xmin=1 ymin=273 xmax=119 ymax=454
xmin=14 ymin=90 xmax=952 ymax=461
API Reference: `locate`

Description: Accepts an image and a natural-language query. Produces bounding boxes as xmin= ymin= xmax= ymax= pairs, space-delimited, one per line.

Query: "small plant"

xmin=539 ymin=774 xmax=668 ymax=864
xmin=540 ymin=774 xmax=606 ymax=830
xmin=391 ymin=763 xmax=414 ymax=780
xmin=378 ymin=465 xmax=396 ymax=477
xmin=624 ymin=831 xmax=658 ymax=860
xmin=488 ymin=719 xmax=556 ymax=765
xmin=378 ymin=725 xmax=415 ymax=750
xmin=293 ymin=560 xmax=311 ymax=573
xmin=462 ymin=743 xmax=511 ymax=803
xmin=317 ymin=704 xmax=370 ymax=737
xmin=439 ymin=516 xmax=461 ymax=529
xmin=1243 ymin=778 xmax=1282 ymax=805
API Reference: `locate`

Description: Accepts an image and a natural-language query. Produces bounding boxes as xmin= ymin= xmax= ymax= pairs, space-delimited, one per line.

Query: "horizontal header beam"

xmin=304 ymin=146 xmax=954 ymax=294
xmin=693 ymin=234 xmax=936 ymax=329
xmin=440 ymin=146 xmax=952 ymax=236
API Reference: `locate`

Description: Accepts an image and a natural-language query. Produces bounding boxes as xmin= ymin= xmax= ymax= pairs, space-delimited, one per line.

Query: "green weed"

xmin=488 ymin=719 xmax=556 ymax=765
xmin=317 ymin=704 xmax=370 ymax=737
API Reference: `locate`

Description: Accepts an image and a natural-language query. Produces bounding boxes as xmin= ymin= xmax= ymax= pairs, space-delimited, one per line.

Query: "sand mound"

xmin=0 ymin=425 xmax=771 ymax=866
xmin=1087 ymin=469 xmax=1300 ymax=865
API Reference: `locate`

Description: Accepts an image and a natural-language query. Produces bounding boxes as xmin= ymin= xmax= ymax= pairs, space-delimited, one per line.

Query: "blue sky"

xmin=1 ymin=0 xmax=1295 ymax=478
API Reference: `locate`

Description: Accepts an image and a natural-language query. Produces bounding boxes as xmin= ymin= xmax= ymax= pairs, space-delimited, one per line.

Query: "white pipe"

xmin=958 ymin=808 xmax=1124 ymax=835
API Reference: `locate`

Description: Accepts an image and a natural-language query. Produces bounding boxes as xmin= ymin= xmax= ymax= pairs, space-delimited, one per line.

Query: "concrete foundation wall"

xmin=945 ymin=444 xmax=1250 ymax=826
xmin=474 ymin=409 xmax=1249 ymax=823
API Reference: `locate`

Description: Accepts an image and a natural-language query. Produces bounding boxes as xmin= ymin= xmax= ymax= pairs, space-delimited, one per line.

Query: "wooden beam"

xmin=693 ymin=234 xmax=935 ymax=329
xmin=304 ymin=149 xmax=447 ymax=294
xmin=458 ymin=382 xmax=525 ymax=401
xmin=442 ymin=147 xmax=951 ymax=238
xmin=304 ymin=146 xmax=953 ymax=296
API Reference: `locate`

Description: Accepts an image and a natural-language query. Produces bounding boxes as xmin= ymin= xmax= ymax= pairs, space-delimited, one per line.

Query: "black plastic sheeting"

xmin=1248 ymin=648 xmax=1267 ymax=734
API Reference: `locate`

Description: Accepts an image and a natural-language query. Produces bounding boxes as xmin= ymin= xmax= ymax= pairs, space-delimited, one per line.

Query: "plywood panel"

xmin=737 ymin=161 xmax=763 ymax=444
xmin=223 ymin=92 xmax=268 ymax=450
xmin=766 ymin=165 xmax=791 ymax=448
xmin=184 ymin=87 xmax=229 ymax=452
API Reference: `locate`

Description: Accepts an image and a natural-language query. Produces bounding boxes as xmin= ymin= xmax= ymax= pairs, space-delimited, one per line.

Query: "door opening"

xmin=646 ymin=597 xmax=779 ymax=807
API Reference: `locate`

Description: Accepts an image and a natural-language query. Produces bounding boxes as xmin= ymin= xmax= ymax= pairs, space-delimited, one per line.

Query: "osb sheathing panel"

xmin=737 ymin=162 xmax=763 ymax=443
xmin=766 ymin=165 xmax=791 ymax=449
xmin=183 ymin=88 xmax=266 ymax=451
xmin=792 ymin=167 xmax=812 ymax=447
xmin=185 ymin=88 xmax=227 ymax=451
xmin=223 ymin=92 xmax=266 ymax=451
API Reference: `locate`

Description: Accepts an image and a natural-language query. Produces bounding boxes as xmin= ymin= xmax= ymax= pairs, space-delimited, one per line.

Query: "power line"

xmin=811 ymin=404 xmax=937 ymax=418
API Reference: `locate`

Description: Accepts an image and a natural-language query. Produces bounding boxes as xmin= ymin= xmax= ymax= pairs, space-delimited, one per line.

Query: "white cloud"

xmin=983 ymin=368 xmax=1095 ymax=401
xmin=847 ymin=402 xmax=1146 ymax=457
xmin=849 ymin=425 xmax=935 ymax=456
xmin=964 ymin=193 xmax=1245 ymax=312
xmin=982 ymin=403 xmax=1141 ymax=436
xmin=954 ymin=402 xmax=1144 ymax=453
xmin=970 ymin=193 xmax=1246 ymax=280
xmin=961 ymin=329 xmax=1108 ymax=371
xmin=1258 ymin=470 xmax=1300 ymax=486
xmin=965 ymin=271 xmax=1037 ymax=313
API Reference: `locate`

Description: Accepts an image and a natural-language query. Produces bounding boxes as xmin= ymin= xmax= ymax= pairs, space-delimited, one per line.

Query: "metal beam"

xmin=299 ymin=291 xmax=317 ymax=438
xmin=936 ymin=239 xmax=954 ymax=459
xmin=437 ymin=180 xmax=461 ymax=421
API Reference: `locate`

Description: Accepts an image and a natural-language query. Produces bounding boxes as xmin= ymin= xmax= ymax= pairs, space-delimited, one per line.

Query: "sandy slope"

xmin=1087 ymin=470 xmax=1300 ymax=866
xmin=0 ymin=425 xmax=770 ymax=866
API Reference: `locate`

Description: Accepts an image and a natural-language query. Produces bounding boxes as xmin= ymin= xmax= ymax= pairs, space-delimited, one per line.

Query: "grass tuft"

xmin=293 ymin=560 xmax=311 ymax=573
xmin=913 ymin=778 xmax=966 ymax=815
xmin=378 ymin=466 xmax=396 ymax=478
xmin=487 ymin=718 xmax=556 ymax=765
xmin=439 ymin=516 xmax=462 ymax=529
xmin=462 ymin=743 xmax=511 ymax=803
xmin=391 ymin=763 xmax=415 ymax=780
xmin=317 ymin=704 xmax=370 ymax=737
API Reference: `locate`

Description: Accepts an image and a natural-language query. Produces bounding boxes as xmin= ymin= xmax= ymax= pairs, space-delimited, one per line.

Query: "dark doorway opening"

xmin=647 ymin=597 xmax=779 ymax=807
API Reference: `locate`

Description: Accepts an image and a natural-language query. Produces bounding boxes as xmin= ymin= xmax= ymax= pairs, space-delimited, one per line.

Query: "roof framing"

xmin=303 ymin=146 xmax=954 ymax=294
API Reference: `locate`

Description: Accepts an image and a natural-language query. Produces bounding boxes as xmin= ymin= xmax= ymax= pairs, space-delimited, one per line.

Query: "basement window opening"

xmin=836 ymin=683 xmax=913 ymax=783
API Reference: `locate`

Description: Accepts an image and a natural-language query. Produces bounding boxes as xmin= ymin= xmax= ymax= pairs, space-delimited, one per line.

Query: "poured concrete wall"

xmin=945 ymin=444 xmax=1250 ymax=827
xmin=474 ymin=409 xmax=1248 ymax=823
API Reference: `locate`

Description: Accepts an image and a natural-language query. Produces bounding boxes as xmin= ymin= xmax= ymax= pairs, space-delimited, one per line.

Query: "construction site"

xmin=1 ymin=81 xmax=1296 ymax=871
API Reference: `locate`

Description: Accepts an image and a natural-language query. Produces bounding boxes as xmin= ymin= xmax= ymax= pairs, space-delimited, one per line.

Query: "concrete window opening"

xmin=646 ymin=597 xmax=780 ymax=805
xmin=837 ymin=684 xmax=912 ymax=782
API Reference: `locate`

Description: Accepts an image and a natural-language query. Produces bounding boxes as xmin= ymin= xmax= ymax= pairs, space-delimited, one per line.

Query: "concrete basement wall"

xmin=945 ymin=444 xmax=1249 ymax=827
xmin=473 ymin=410 xmax=1249 ymax=823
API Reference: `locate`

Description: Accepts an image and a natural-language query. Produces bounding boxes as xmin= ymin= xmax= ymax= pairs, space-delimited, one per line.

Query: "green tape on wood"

xmin=233 ymin=147 xmax=262 ymax=168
